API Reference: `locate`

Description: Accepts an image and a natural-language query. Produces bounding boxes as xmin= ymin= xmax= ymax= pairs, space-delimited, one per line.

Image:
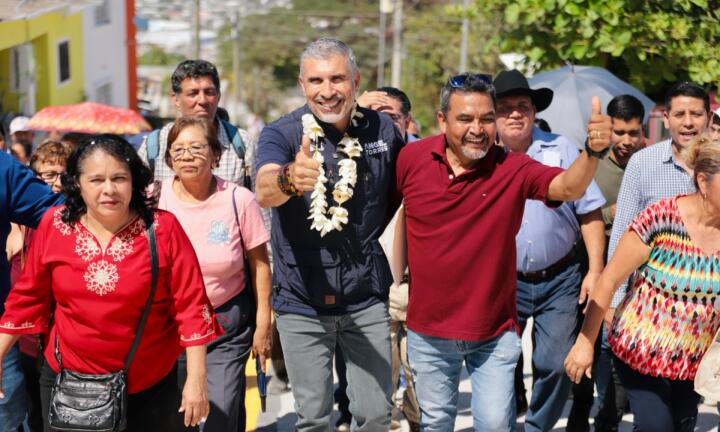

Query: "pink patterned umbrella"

xmin=27 ymin=102 xmax=151 ymax=135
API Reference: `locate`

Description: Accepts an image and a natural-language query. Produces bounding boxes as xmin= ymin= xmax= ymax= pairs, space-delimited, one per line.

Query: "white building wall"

xmin=83 ymin=0 xmax=129 ymax=108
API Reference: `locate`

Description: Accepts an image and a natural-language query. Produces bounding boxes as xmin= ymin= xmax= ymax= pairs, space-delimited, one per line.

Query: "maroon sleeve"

xmin=521 ymin=155 xmax=565 ymax=206
xmin=395 ymin=145 xmax=410 ymax=202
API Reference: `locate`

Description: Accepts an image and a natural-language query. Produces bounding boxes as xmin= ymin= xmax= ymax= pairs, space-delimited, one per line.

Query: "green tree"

xmin=215 ymin=0 xmax=503 ymax=132
xmin=478 ymin=0 xmax=720 ymax=98
xmin=138 ymin=46 xmax=186 ymax=66
xmin=216 ymin=0 xmax=381 ymax=118
xmin=403 ymin=3 xmax=504 ymax=132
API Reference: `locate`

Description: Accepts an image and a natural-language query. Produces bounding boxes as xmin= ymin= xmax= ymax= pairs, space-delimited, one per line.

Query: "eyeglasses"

xmin=448 ymin=73 xmax=493 ymax=88
xmin=169 ymin=144 xmax=209 ymax=159
xmin=37 ymin=171 xmax=64 ymax=181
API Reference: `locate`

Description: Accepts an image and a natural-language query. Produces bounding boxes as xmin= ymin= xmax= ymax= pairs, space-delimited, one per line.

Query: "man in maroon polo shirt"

xmin=396 ymin=73 xmax=612 ymax=431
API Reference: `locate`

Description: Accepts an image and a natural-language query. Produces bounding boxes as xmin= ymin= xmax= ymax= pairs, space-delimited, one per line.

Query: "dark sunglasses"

xmin=448 ymin=73 xmax=493 ymax=88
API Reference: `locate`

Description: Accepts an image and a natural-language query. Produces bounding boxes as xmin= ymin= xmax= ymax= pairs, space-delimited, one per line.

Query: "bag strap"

xmin=231 ymin=187 xmax=247 ymax=256
xmin=55 ymin=219 xmax=159 ymax=371
xmin=222 ymin=120 xmax=245 ymax=161
xmin=146 ymin=129 xmax=161 ymax=174
xmin=124 ymin=220 xmax=159 ymax=371
xmin=222 ymin=120 xmax=252 ymax=190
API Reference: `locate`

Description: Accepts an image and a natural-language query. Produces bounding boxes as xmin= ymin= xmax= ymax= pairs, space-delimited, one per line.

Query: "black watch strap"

xmin=584 ymin=139 xmax=610 ymax=159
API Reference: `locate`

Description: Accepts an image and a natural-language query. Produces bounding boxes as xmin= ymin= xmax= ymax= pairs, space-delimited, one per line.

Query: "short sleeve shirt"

xmin=158 ymin=177 xmax=269 ymax=308
xmin=515 ymin=127 xmax=606 ymax=272
xmin=256 ymin=105 xmax=405 ymax=316
xmin=609 ymin=197 xmax=720 ymax=380
xmin=397 ymin=136 xmax=563 ymax=341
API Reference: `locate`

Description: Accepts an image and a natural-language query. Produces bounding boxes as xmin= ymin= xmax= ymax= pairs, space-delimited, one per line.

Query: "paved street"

xmin=247 ymin=318 xmax=720 ymax=431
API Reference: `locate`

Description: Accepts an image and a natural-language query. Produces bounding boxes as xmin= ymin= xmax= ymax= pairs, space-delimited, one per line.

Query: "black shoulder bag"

xmin=48 ymin=221 xmax=159 ymax=432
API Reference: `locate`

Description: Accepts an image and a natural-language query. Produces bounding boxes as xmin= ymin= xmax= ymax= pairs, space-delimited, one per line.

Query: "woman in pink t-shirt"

xmin=157 ymin=116 xmax=272 ymax=432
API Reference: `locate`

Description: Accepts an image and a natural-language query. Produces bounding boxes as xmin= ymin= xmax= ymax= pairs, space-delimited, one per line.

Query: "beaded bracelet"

xmin=277 ymin=163 xmax=303 ymax=197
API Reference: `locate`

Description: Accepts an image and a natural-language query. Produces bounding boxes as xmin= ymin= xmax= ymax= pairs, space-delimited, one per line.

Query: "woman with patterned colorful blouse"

xmin=0 ymin=135 xmax=220 ymax=431
xmin=565 ymin=134 xmax=720 ymax=432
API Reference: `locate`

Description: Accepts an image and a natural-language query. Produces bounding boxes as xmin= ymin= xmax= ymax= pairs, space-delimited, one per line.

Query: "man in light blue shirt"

xmin=607 ymin=82 xmax=710 ymax=314
xmin=494 ymin=70 xmax=607 ymax=432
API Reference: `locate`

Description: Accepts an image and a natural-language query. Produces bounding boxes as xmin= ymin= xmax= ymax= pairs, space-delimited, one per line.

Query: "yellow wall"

xmin=0 ymin=10 xmax=84 ymax=113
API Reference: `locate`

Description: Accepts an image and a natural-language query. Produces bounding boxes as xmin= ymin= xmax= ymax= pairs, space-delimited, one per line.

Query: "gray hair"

xmin=299 ymin=37 xmax=359 ymax=77
xmin=440 ymin=74 xmax=496 ymax=115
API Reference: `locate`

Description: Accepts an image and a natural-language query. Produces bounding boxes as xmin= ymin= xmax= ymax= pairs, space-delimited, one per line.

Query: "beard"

xmin=309 ymin=92 xmax=355 ymax=126
xmin=461 ymin=146 xmax=488 ymax=160
xmin=314 ymin=106 xmax=349 ymax=125
xmin=460 ymin=131 xmax=492 ymax=160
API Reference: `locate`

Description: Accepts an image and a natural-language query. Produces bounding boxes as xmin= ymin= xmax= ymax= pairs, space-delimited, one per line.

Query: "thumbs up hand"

xmin=586 ymin=96 xmax=612 ymax=153
xmin=290 ymin=135 xmax=321 ymax=192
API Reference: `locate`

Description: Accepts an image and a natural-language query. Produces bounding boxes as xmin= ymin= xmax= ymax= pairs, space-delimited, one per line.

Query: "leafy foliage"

xmin=138 ymin=46 xmax=185 ymax=66
xmin=217 ymin=0 xmax=504 ymax=133
xmin=478 ymin=0 xmax=720 ymax=97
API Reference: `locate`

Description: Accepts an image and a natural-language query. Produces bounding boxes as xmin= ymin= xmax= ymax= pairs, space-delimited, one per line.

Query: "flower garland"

xmin=302 ymin=110 xmax=364 ymax=237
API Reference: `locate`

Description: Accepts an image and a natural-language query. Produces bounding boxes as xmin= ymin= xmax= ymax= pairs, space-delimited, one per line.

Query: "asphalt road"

xmin=248 ymin=318 xmax=720 ymax=431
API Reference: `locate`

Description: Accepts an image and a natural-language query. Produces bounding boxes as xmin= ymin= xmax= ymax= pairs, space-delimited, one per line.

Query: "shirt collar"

xmin=658 ymin=139 xmax=684 ymax=168
xmin=529 ymin=126 xmax=559 ymax=152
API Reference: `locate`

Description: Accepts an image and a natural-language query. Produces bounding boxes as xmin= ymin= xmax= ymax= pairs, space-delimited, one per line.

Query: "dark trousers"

xmin=178 ymin=291 xmax=253 ymax=432
xmin=39 ymin=360 xmax=191 ymax=432
xmin=613 ymin=355 xmax=699 ymax=432
xmin=20 ymin=351 xmax=44 ymax=432
xmin=334 ymin=345 xmax=352 ymax=423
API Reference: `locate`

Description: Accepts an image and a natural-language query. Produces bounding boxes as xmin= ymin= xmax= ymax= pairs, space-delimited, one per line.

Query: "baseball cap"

xmin=9 ymin=116 xmax=31 ymax=135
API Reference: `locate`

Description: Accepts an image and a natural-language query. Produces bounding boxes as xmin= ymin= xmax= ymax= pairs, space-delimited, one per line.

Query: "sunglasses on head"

xmin=448 ymin=73 xmax=493 ymax=88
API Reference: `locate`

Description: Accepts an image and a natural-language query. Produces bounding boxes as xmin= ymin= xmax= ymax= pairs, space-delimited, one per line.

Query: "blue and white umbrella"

xmin=529 ymin=65 xmax=656 ymax=148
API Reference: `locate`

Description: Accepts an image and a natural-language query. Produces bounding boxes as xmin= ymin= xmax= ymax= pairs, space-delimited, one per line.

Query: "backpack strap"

xmin=221 ymin=120 xmax=252 ymax=189
xmin=221 ymin=120 xmax=245 ymax=160
xmin=146 ymin=129 xmax=161 ymax=174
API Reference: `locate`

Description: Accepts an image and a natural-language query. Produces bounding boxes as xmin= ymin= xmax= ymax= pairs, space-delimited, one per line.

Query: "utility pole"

xmin=378 ymin=0 xmax=393 ymax=88
xmin=459 ymin=0 xmax=469 ymax=73
xmin=193 ymin=0 xmax=201 ymax=59
xmin=390 ymin=0 xmax=402 ymax=87
xmin=232 ymin=10 xmax=242 ymax=123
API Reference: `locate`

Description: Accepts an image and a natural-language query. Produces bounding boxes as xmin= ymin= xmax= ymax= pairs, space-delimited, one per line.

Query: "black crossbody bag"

xmin=48 ymin=221 xmax=159 ymax=432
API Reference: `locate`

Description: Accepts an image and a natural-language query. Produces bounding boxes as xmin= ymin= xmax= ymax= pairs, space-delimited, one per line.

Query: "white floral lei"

xmin=302 ymin=108 xmax=364 ymax=237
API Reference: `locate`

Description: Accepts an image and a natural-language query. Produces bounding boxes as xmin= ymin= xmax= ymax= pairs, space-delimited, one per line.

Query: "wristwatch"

xmin=584 ymin=139 xmax=610 ymax=159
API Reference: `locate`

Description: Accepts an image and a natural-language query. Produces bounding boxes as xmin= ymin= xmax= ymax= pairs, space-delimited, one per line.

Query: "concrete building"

xmin=0 ymin=0 xmax=137 ymax=116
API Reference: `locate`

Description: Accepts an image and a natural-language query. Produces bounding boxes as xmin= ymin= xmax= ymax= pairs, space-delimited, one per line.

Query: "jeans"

xmin=276 ymin=302 xmax=393 ymax=432
xmin=516 ymin=262 xmax=580 ymax=432
xmin=408 ymin=329 xmax=521 ymax=432
xmin=0 ymin=344 xmax=27 ymax=432
xmin=593 ymin=325 xmax=626 ymax=431
xmin=613 ymin=355 xmax=698 ymax=432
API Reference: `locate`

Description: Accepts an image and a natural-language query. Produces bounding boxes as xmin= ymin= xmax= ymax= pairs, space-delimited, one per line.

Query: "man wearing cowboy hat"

xmin=494 ymin=69 xmax=607 ymax=432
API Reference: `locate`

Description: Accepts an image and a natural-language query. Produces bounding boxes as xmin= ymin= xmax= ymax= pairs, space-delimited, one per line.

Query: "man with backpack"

xmin=138 ymin=59 xmax=254 ymax=188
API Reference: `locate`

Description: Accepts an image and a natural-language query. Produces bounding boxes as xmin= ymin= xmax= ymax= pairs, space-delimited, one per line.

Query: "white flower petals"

xmin=302 ymin=115 xmax=363 ymax=237
xmin=302 ymin=114 xmax=325 ymax=141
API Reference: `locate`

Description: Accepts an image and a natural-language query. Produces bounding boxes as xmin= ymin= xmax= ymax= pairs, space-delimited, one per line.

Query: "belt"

xmin=517 ymin=248 xmax=578 ymax=283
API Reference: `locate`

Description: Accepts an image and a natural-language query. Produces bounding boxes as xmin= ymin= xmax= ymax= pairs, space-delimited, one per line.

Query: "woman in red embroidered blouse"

xmin=0 ymin=135 xmax=220 ymax=431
